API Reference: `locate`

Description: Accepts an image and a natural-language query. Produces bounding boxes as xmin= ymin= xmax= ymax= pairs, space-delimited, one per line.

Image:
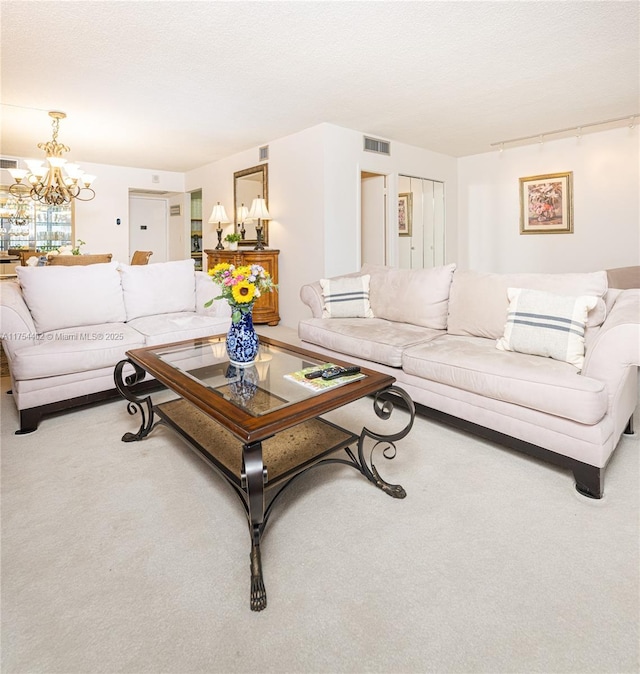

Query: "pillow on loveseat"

xmin=119 ymin=259 xmax=197 ymax=321
xmin=16 ymin=262 xmax=126 ymax=333
xmin=496 ymin=288 xmax=598 ymax=369
xmin=447 ymin=270 xmax=608 ymax=338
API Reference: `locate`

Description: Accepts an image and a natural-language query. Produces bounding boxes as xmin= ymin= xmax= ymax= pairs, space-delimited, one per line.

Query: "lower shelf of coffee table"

xmin=156 ymin=398 xmax=359 ymax=487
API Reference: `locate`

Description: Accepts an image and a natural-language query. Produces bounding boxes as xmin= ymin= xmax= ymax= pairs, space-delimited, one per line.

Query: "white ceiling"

xmin=1 ymin=1 xmax=638 ymax=173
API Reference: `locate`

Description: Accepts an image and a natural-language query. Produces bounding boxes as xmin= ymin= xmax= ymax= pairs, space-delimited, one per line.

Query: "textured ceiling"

xmin=1 ymin=1 xmax=638 ymax=172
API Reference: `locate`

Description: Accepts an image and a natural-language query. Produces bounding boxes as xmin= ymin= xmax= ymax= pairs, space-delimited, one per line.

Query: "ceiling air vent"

xmin=0 ymin=157 xmax=18 ymax=170
xmin=363 ymin=136 xmax=390 ymax=155
xmin=259 ymin=145 xmax=269 ymax=162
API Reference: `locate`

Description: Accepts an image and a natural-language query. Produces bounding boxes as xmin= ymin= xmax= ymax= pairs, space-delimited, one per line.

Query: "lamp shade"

xmin=8 ymin=169 xmax=28 ymax=182
xmin=208 ymin=202 xmax=230 ymax=224
xmin=248 ymin=197 xmax=270 ymax=220
xmin=237 ymin=204 xmax=249 ymax=223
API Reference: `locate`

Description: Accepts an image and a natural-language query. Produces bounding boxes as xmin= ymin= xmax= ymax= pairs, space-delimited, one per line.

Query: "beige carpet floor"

xmin=1 ymin=372 xmax=639 ymax=674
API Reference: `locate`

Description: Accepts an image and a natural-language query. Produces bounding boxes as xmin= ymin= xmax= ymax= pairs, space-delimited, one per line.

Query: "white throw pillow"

xmin=16 ymin=262 xmax=126 ymax=334
xmin=119 ymin=259 xmax=197 ymax=321
xmin=320 ymin=274 xmax=374 ymax=318
xmin=368 ymin=263 xmax=456 ymax=329
xmin=496 ymin=288 xmax=598 ymax=370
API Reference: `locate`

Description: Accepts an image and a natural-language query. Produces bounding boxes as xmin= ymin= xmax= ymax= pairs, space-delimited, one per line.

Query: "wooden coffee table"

xmin=114 ymin=334 xmax=414 ymax=611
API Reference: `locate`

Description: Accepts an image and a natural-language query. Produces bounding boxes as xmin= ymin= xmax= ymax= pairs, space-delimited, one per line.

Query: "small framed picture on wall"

xmin=398 ymin=192 xmax=412 ymax=236
xmin=519 ymin=171 xmax=573 ymax=234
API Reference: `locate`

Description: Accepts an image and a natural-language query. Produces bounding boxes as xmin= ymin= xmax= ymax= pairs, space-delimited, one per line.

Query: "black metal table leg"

xmin=353 ymin=385 xmax=415 ymax=498
xmin=114 ymin=359 xmax=157 ymax=441
xmin=242 ymin=440 xmax=267 ymax=611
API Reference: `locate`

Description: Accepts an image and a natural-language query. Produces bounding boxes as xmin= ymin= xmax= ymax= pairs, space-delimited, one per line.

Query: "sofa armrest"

xmin=195 ymin=271 xmax=232 ymax=319
xmin=582 ymin=289 xmax=640 ymax=406
xmin=300 ymin=281 xmax=324 ymax=318
xmin=0 ymin=280 xmax=39 ymax=357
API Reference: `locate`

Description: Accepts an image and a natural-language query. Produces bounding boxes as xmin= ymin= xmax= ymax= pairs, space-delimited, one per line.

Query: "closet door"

xmin=397 ymin=175 xmax=445 ymax=270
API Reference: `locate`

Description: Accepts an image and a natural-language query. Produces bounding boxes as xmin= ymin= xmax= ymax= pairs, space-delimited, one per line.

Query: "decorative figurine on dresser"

xmin=205 ymin=249 xmax=280 ymax=325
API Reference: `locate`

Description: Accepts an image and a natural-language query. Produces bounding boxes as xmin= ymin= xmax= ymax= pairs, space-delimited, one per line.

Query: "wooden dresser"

xmin=205 ymin=248 xmax=280 ymax=325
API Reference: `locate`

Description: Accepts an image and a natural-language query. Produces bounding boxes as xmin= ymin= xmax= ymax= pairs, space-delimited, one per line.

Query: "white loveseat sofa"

xmin=299 ymin=264 xmax=640 ymax=498
xmin=1 ymin=259 xmax=231 ymax=433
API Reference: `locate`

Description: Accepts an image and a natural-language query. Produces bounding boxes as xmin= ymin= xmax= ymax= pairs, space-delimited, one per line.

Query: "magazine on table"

xmin=284 ymin=364 xmax=365 ymax=392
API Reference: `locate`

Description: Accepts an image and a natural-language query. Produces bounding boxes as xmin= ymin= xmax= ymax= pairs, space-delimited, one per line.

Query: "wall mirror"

xmin=234 ymin=164 xmax=268 ymax=247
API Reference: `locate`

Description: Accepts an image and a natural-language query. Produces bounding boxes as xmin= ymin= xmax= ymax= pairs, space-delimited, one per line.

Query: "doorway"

xmin=397 ymin=175 xmax=445 ymax=270
xmin=360 ymin=171 xmax=387 ymax=266
xmin=129 ymin=196 xmax=167 ymax=263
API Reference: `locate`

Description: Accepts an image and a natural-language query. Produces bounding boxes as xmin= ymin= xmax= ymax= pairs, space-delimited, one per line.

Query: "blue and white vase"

xmin=226 ymin=306 xmax=259 ymax=366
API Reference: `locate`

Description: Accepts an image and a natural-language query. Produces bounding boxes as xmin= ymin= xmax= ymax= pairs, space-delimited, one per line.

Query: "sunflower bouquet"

xmin=206 ymin=262 xmax=276 ymax=323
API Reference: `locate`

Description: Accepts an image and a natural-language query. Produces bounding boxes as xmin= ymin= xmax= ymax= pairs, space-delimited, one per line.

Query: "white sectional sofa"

xmin=299 ymin=264 xmax=640 ymax=498
xmin=0 ymin=259 xmax=231 ymax=433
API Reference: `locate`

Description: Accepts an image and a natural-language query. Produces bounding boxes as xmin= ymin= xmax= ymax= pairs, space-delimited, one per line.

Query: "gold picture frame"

xmin=398 ymin=192 xmax=412 ymax=236
xmin=519 ymin=172 xmax=573 ymax=234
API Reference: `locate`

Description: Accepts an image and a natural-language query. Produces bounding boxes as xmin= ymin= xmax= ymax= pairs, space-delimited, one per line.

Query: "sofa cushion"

xmin=368 ymin=264 xmax=456 ymax=330
xmin=402 ymin=335 xmax=608 ymax=425
xmin=127 ymin=312 xmax=231 ymax=347
xmin=606 ymin=265 xmax=640 ymax=289
xmin=320 ymin=274 xmax=374 ymax=318
xmin=298 ymin=317 xmax=443 ymax=367
xmin=496 ymin=288 xmax=597 ymax=370
xmin=15 ymin=262 xmax=126 ymax=334
xmin=119 ymin=259 xmax=196 ymax=321
xmin=447 ymin=270 xmax=608 ymax=338
xmin=9 ymin=323 xmax=144 ymax=380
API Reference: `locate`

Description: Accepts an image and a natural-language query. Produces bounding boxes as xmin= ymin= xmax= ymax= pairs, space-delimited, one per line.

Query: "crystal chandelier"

xmin=8 ymin=111 xmax=96 ymax=206
xmin=7 ymin=195 xmax=32 ymax=228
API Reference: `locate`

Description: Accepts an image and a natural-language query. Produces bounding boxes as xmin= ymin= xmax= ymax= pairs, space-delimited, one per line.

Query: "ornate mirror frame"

xmin=233 ymin=164 xmax=269 ymax=247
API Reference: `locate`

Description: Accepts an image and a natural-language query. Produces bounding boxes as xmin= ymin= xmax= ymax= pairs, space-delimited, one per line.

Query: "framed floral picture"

xmin=398 ymin=192 xmax=412 ymax=236
xmin=519 ymin=171 xmax=573 ymax=234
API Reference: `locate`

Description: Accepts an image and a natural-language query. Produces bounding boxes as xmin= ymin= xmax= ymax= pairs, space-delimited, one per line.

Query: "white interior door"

xmin=129 ymin=197 xmax=167 ymax=263
xmin=361 ymin=173 xmax=387 ymax=266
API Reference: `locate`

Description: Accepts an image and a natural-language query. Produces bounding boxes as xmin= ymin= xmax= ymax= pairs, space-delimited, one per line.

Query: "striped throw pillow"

xmin=496 ymin=288 xmax=598 ymax=370
xmin=320 ymin=274 xmax=374 ymax=318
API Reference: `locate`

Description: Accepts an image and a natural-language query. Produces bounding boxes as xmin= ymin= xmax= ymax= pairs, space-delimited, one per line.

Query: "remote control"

xmin=321 ymin=365 xmax=361 ymax=380
xmin=304 ymin=370 xmax=324 ymax=379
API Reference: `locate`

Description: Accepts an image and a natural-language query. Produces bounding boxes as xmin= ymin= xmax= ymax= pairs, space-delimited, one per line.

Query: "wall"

xmin=167 ymin=192 xmax=190 ymax=262
xmin=71 ymin=162 xmax=185 ymax=263
xmin=185 ymin=125 xmax=327 ymax=327
xmin=0 ymin=163 xmax=185 ymax=264
xmin=321 ymin=124 xmax=458 ymax=278
xmin=185 ymin=123 xmax=458 ymax=327
xmin=11 ymin=122 xmax=634 ymax=331
xmin=4 ymin=123 xmax=456 ymax=328
xmin=458 ymin=126 xmax=639 ymax=272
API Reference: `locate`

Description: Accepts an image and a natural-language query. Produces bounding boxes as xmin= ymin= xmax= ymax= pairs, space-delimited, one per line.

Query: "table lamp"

xmin=247 ymin=197 xmax=270 ymax=251
xmin=208 ymin=202 xmax=230 ymax=250
xmin=237 ymin=204 xmax=249 ymax=240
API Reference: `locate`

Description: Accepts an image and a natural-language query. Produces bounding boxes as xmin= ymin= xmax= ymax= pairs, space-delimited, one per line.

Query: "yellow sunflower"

xmin=209 ymin=262 xmax=231 ymax=276
xmin=231 ymin=280 xmax=256 ymax=304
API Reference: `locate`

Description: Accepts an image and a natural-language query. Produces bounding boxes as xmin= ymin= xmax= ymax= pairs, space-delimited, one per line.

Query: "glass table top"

xmin=148 ymin=336 xmax=368 ymax=418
